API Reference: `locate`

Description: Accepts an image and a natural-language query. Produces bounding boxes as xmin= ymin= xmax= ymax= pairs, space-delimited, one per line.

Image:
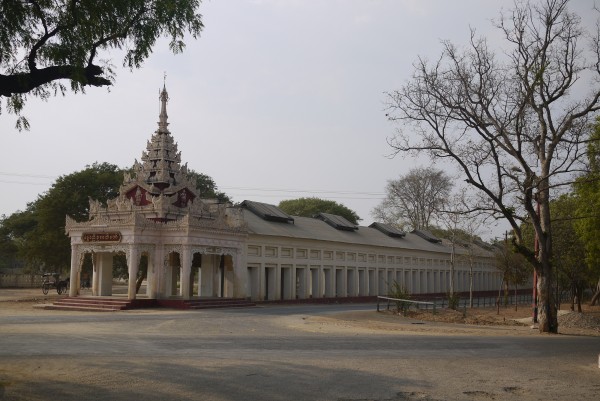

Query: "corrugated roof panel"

xmin=369 ymin=222 xmax=406 ymax=238
xmin=411 ymin=229 xmax=442 ymax=243
xmin=243 ymin=210 xmax=459 ymax=254
xmin=241 ymin=200 xmax=294 ymax=223
xmin=316 ymin=212 xmax=358 ymax=231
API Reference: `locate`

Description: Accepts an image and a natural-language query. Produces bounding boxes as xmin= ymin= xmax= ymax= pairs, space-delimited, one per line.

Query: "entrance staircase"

xmin=47 ymin=297 xmax=154 ymax=312
xmin=157 ymin=298 xmax=256 ymax=310
xmin=45 ymin=297 xmax=255 ymax=312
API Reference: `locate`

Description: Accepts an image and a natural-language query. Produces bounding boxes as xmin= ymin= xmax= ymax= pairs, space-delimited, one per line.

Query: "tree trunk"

xmin=469 ymin=264 xmax=473 ymax=308
xmin=536 ymin=269 xmax=558 ymax=333
xmin=591 ymin=278 xmax=600 ymax=306
xmin=576 ymin=286 xmax=582 ymax=313
xmin=535 ymin=185 xmax=558 ymax=333
xmin=449 ymin=241 xmax=455 ymax=297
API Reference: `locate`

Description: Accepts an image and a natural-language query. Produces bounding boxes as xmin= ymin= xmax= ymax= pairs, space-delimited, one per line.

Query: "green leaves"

xmin=0 ymin=163 xmax=123 ymax=273
xmin=188 ymin=170 xmax=230 ymax=203
xmin=0 ymin=0 xmax=204 ymax=129
xmin=278 ymin=197 xmax=361 ymax=224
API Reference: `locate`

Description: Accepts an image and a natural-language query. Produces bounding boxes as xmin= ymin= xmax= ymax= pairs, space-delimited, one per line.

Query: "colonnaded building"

xmin=66 ymin=86 xmax=500 ymax=302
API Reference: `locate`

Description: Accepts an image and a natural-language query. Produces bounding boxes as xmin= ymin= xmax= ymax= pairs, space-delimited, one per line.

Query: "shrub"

xmin=388 ymin=280 xmax=412 ymax=315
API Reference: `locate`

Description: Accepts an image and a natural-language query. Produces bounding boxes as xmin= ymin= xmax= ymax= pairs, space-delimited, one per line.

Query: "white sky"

xmin=1 ymin=0 xmax=597 ymax=240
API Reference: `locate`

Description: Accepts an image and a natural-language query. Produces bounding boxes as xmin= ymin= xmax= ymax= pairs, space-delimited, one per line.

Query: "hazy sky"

xmin=1 ymin=0 xmax=597 ymax=240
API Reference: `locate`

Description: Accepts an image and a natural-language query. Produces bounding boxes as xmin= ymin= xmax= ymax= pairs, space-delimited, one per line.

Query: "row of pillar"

xmin=247 ymin=265 xmax=500 ymax=301
xmin=69 ymin=245 xmax=241 ymax=300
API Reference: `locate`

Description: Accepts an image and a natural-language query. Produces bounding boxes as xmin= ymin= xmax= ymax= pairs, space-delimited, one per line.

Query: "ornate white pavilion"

xmin=67 ymin=86 xmax=500 ymax=302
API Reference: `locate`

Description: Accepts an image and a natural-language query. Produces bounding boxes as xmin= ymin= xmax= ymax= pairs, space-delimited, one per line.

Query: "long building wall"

xmin=245 ymin=235 xmax=501 ymax=301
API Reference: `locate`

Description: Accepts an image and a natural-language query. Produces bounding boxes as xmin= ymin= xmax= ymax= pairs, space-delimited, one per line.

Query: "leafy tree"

xmin=278 ymin=197 xmax=361 ymax=224
xmin=385 ymin=0 xmax=600 ymax=333
xmin=372 ymin=167 xmax=452 ymax=231
xmin=0 ymin=163 xmax=123 ymax=273
xmin=551 ymin=194 xmax=589 ymax=312
xmin=573 ymin=118 xmax=600 ymax=305
xmin=0 ymin=0 xmax=203 ymax=130
xmin=494 ymin=238 xmax=532 ymax=307
xmin=0 ymin=209 xmax=37 ymax=270
xmin=0 ymin=163 xmax=229 ymax=280
xmin=188 ymin=170 xmax=230 ymax=203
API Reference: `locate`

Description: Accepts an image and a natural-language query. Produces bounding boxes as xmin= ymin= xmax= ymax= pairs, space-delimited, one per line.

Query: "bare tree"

xmin=386 ymin=0 xmax=600 ymax=332
xmin=435 ymin=193 xmax=483 ymax=307
xmin=494 ymin=238 xmax=532 ymax=309
xmin=372 ymin=167 xmax=452 ymax=231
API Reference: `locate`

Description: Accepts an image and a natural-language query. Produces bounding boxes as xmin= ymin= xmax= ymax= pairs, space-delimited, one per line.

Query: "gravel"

xmin=558 ymin=311 xmax=600 ymax=331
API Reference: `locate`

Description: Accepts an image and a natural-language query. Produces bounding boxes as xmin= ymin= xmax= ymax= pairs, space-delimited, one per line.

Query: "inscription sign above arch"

xmin=82 ymin=232 xmax=122 ymax=242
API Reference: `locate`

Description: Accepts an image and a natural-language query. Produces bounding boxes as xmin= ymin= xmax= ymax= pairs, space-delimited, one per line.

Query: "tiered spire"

xmin=157 ymin=83 xmax=170 ymax=134
xmin=115 ymin=82 xmax=198 ymax=219
xmin=82 ymin=80 xmax=243 ymax=227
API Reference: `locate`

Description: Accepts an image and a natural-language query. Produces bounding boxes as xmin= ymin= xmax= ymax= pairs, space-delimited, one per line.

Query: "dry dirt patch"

xmin=288 ymin=303 xmax=600 ymax=337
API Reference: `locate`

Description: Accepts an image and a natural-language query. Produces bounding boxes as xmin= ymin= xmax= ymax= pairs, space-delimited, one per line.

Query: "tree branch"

xmin=0 ymin=64 xmax=111 ymax=97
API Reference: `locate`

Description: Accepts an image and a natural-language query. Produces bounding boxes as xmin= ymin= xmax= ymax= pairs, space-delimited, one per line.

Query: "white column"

xmin=69 ymin=246 xmax=79 ymax=297
xmin=145 ymin=250 xmax=154 ymax=298
xmin=233 ymin=251 xmax=248 ymax=299
xmin=181 ymin=246 xmax=192 ymax=300
xmin=92 ymin=252 xmax=99 ymax=296
xmin=127 ymin=246 xmax=139 ymax=300
xmin=150 ymin=246 xmax=163 ymax=299
xmin=200 ymin=254 xmax=214 ymax=296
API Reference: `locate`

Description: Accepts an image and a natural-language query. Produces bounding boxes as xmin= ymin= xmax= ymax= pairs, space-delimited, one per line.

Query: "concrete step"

xmin=46 ymin=297 xmax=254 ymax=311
xmin=52 ymin=297 xmax=133 ymax=311
xmin=52 ymin=301 xmax=127 ymax=310
xmin=54 ymin=298 xmax=130 ymax=306
xmin=188 ymin=302 xmax=256 ymax=309
xmin=37 ymin=304 xmax=122 ymax=312
xmin=158 ymin=298 xmax=256 ymax=310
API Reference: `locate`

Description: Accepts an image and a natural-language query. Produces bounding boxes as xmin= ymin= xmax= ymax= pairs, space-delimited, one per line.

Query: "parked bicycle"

xmin=41 ymin=273 xmax=69 ymax=295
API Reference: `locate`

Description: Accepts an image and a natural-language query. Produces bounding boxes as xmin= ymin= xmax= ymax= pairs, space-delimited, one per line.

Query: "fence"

xmin=0 ymin=274 xmax=44 ymax=288
xmin=377 ymin=296 xmax=436 ymax=313
xmin=435 ymin=294 xmax=536 ymax=309
xmin=378 ymin=292 xmax=572 ymax=313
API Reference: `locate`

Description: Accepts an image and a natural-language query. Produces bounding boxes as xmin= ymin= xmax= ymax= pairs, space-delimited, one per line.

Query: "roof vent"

xmin=241 ymin=200 xmax=294 ymax=223
xmin=316 ymin=213 xmax=358 ymax=231
xmin=411 ymin=229 xmax=442 ymax=243
xmin=369 ymin=222 xmax=406 ymax=238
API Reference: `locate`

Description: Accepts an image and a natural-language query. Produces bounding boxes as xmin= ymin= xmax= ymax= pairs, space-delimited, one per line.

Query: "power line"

xmin=0 ymin=172 xmax=57 ymax=179
xmin=220 ymin=186 xmax=385 ymax=196
xmin=0 ymin=172 xmax=385 ymax=198
xmin=227 ymin=193 xmax=384 ymax=201
xmin=0 ymin=180 xmax=52 ymax=186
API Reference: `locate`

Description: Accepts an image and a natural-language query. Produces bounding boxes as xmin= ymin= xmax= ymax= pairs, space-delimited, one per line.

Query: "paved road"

xmin=0 ymin=303 xmax=599 ymax=401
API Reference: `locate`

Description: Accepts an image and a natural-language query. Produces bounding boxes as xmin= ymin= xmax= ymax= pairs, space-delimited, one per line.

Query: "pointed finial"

xmin=157 ymin=75 xmax=169 ymax=134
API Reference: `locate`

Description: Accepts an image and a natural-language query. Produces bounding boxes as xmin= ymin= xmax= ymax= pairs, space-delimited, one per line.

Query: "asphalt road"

xmin=0 ymin=303 xmax=599 ymax=401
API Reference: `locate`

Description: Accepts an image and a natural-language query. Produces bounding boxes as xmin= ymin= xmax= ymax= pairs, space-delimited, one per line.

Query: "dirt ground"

xmin=2 ymin=289 xmax=600 ymax=401
xmin=1 ymin=288 xmax=599 ymax=337
xmin=402 ymin=302 xmax=600 ymax=336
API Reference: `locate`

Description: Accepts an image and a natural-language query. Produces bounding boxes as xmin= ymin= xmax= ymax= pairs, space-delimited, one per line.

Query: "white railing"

xmin=376 ymin=296 xmax=436 ymax=313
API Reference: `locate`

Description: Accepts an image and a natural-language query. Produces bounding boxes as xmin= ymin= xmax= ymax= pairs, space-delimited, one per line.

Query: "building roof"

xmin=243 ymin=208 xmax=452 ymax=255
xmin=411 ymin=229 xmax=442 ymax=243
xmin=240 ymin=200 xmax=295 ymax=223
xmin=315 ymin=212 xmax=358 ymax=231
xmin=369 ymin=222 xmax=406 ymax=238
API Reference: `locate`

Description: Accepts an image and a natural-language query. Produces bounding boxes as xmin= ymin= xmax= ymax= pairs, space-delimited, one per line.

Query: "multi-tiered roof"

xmin=116 ymin=84 xmax=199 ymax=221
xmin=74 ymin=84 xmax=244 ymax=229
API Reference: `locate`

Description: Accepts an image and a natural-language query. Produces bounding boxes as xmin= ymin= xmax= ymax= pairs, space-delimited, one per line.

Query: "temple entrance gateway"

xmin=64 ymin=84 xmax=501 ymax=306
xmin=66 ymin=85 xmax=248 ymax=301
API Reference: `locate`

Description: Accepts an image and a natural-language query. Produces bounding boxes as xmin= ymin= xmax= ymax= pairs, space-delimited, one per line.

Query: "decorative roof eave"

xmin=66 ymin=208 xmax=248 ymax=236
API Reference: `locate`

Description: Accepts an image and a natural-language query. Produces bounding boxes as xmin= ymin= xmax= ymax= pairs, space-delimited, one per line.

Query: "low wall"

xmin=0 ymin=274 xmax=44 ymax=288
